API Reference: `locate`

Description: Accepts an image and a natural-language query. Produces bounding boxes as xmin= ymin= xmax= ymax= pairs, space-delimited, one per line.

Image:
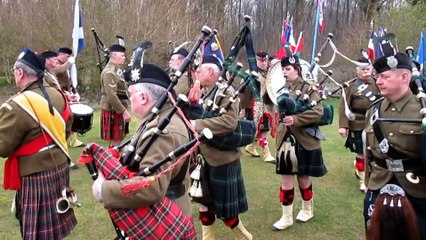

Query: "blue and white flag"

xmin=416 ymin=30 xmax=425 ymax=73
xmin=70 ymin=0 xmax=84 ymax=88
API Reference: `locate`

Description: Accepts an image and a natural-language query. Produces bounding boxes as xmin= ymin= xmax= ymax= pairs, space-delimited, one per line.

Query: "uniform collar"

xmin=382 ymin=90 xmax=413 ymax=112
xmin=288 ymin=77 xmax=303 ymax=91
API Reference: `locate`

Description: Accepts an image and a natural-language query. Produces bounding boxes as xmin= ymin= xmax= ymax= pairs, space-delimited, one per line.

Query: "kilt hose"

xmin=205 ymin=159 xmax=249 ymax=219
xmin=101 ymin=110 xmax=129 ymax=141
xmin=16 ymin=162 xmax=77 ymax=240
xmin=79 ymin=143 xmax=196 ymax=240
xmin=345 ymin=130 xmax=364 ymax=154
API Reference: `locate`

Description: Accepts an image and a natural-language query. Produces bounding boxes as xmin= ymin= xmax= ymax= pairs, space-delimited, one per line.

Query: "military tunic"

xmin=364 ymin=91 xmax=426 ymax=238
xmin=102 ymin=102 xmax=192 ymax=217
xmin=365 ymin=91 xmax=426 ymax=198
xmin=54 ymin=60 xmax=73 ymax=91
xmin=339 ymin=77 xmax=380 ymax=131
xmin=339 ymin=76 xmax=380 ymax=154
xmin=275 ymin=77 xmax=327 ymax=176
xmin=0 ymin=81 xmax=72 ymax=175
xmin=173 ymin=73 xmax=192 ymax=96
xmin=194 ymin=85 xmax=249 ymax=218
xmin=0 ymin=80 xmax=76 ymax=239
xmin=100 ymin=62 xmax=130 ymax=140
xmin=100 ymin=63 xmax=130 ymax=113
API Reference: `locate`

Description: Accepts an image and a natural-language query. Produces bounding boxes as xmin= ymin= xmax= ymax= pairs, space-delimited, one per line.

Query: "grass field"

xmin=0 ymin=98 xmax=366 ymax=240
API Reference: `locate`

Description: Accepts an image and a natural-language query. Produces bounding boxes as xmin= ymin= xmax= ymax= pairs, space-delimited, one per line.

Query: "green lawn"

xmin=0 ymin=99 xmax=366 ymax=239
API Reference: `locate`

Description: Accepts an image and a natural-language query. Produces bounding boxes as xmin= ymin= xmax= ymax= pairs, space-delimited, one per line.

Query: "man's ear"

xmin=140 ymin=92 xmax=148 ymax=104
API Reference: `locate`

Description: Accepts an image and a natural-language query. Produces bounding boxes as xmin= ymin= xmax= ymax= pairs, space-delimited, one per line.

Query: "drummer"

xmin=41 ymin=50 xmax=80 ymax=170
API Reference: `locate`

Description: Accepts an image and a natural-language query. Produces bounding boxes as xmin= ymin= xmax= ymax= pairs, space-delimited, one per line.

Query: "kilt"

xmin=276 ymin=139 xmax=327 ymax=177
xmin=100 ymin=110 xmax=129 ymax=141
xmin=16 ymin=162 xmax=77 ymax=240
xmin=345 ymin=130 xmax=364 ymax=154
xmin=206 ymin=159 xmax=249 ymax=219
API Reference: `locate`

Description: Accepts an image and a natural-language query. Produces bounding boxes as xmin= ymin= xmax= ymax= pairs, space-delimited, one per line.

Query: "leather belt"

xmin=166 ymin=184 xmax=186 ymax=200
xmin=373 ymin=157 xmax=421 ymax=173
xmin=351 ymin=108 xmax=366 ymax=115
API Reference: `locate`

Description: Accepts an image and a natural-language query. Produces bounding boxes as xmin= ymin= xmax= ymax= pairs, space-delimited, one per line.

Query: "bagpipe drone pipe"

xmin=118 ymin=26 xmax=213 ymax=168
xmin=79 ymin=26 xmax=214 ymax=239
xmin=181 ymin=66 xmax=259 ymax=151
xmin=91 ymin=29 xmax=125 ymax=73
xmin=179 ymin=15 xmax=263 ymax=151
xmin=274 ymin=34 xmax=336 ymax=128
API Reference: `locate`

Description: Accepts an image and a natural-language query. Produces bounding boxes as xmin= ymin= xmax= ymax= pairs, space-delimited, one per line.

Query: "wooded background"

xmin=0 ymin=0 xmax=425 ymax=88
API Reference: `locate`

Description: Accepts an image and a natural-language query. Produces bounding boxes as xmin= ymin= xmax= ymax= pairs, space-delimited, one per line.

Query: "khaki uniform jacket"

xmin=365 ymin=91 xmax=426 ymax=198
xmin=194 ymin=85 xmax=240 ymax=167
xmin=54 ymin=60 xmax=72 ymax=91
xmin=100 ymin=63 xmax=129 ymax=113
xmin=276 ymin=77 xmax=324 ymax=151
xmin=339 ymin=77 xmax=379 ymax=131
xmin=174 ymin=73 xmax=192 ymax=96
xmin=0 ymin=81 xmax=72 ymax=176
xmin=102 ymin=103 xmax=192 ymax=217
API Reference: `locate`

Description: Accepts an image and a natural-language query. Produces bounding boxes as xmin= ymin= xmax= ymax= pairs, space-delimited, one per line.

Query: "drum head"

xmin=70 ymin=104 xmax=93 ymax=115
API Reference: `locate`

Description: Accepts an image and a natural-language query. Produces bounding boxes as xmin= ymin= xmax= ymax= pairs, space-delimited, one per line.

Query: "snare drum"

xmin=70 ymin=103 xmax=93 ymax=134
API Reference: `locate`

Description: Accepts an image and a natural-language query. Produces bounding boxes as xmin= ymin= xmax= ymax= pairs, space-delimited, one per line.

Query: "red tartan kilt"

xmin=109 ymin=199 xmax=196 ymax=240
xmin=101 ymin=110 xmax=129 ymax=141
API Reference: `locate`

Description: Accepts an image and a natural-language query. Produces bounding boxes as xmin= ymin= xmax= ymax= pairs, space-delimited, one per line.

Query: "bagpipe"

xmin=79 ymin=26 xmax=214 ymax=239
xmin=79 ymin=128 xmax=212 ymax=239
xmin=119 ymin=26 xmax=213 ymax=167
xmin=312 ymin=34 xmax=426 ymax=184
xmin=91 ymin=28 xmax=125 ymax=73
xmin=267 ymin=35 xmax=336 ymax=128
xmin=180 ymin=15 xmax=261 ymax=150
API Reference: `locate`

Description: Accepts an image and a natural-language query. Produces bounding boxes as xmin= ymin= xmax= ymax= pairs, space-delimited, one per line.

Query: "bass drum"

xmin=266 ymin=58 xmax=317 ymax=105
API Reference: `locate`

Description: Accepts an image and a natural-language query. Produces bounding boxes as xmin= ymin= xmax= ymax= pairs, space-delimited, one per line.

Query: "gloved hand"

xmin=68 ymin=56 xmax=76 ymax=64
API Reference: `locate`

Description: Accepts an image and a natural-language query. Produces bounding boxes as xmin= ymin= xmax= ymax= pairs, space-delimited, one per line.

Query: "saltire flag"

xmin=204 ymin=34 xmax=224 ymax=63
xmin=277 ymin=14 xmax=296 ymax=59
xmin=416 ymin=30 xmax=426 ymax=72
xmin=70 ymin=0 xmax=84 ymax=88
xmin=318 ymin=0 xmax=325 ymax=31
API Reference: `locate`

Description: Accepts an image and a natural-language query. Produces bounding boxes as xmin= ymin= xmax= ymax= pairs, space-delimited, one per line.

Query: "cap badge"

xmin=130 ymin=69 xmax=140 ymax=82
xmin=386 ymin=56 xmax=398 ymax=69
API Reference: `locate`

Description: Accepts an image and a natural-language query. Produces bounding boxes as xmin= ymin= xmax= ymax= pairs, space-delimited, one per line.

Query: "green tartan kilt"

xmin=345 ymin=130 xmax=364 ymax=154
xmin=206 ymin=159 xmax=249 ymax=219
xmin=276 ymin=140 xmax=327 ymax=177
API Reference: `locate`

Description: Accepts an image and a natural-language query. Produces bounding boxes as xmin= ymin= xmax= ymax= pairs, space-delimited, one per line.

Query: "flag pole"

xmin=310 ymin=0 xmax=320 ymax=64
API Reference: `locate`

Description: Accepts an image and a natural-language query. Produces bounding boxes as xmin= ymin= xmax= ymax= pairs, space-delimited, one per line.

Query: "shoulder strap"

xmin=354 ymin=78 xmax=378 ymax=102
